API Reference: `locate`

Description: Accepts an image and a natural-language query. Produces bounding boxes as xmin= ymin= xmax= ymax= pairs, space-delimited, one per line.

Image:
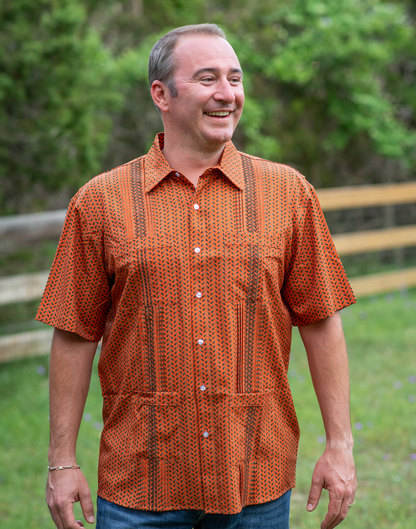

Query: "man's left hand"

xmin=306 ymin=445 xmax=357 ymax=529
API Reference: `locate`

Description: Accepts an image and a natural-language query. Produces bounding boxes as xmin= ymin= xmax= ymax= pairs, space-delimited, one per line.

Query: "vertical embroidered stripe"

xmin=132 ymin=159 xmax=147 ymax=239
xmin=241 ymin=157 xmax=259 ymax=233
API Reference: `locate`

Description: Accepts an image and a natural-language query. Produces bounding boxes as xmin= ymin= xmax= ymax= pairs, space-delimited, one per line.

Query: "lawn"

xmin=290 ymin=289 xmax=416 ymax=528
xmin=0 ymin=289 xmax=415 ymax=528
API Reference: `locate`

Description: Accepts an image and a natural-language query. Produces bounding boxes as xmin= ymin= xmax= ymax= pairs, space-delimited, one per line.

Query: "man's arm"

xmin=298 ymin=311 xmax=357 ymax=529
xmin=46 ymin=328 xmax=98 ymax=529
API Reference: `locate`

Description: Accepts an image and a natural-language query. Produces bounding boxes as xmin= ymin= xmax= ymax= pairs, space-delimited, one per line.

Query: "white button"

xmin=197 ymin=339 xmax=204 ymax=345
xmin=202 ymin=431 xmax=209 ymax=438
xmin=193 ymin=204 xmax=200 ymax=210
xmin=174 ymin=172 xmax=180 ymax=177
xmin=194 ymin=247 xmax=201 ymax=254
xmin=196 ymin=291 xmax=202 ymax=299
xmin=200 ymin=385 xmax=206 ymax=391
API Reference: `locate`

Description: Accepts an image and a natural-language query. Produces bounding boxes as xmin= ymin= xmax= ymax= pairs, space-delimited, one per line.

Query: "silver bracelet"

xmin=47 ymin=465 xmax=81 ymax=471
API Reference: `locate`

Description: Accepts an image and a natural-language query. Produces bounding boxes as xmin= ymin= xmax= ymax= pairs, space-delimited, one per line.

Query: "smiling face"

xmin=153 ymin=35 xmax=245 ymax=155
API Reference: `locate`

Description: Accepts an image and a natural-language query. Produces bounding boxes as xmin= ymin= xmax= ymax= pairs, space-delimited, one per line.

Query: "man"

xmin=37 ymin=23 xmax=357 ymax=529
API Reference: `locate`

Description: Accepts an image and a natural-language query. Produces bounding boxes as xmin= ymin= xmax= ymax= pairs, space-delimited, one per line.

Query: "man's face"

xmin=163 ymin=35 xmax=244 ymax=152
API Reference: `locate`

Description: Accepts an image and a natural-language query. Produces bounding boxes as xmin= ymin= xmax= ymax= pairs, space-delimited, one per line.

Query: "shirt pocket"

xmin=135 ymin=391 xmax=183 ymax=460
xmin=228 ymin=391 xmax=273 ymax=464
xmin=222 ymin=232 xmax=284 ymax=303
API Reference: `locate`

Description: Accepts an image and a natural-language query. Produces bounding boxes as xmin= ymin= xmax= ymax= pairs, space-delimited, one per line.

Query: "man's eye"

xmin=201 ymin=77 xmax=215 ymax=82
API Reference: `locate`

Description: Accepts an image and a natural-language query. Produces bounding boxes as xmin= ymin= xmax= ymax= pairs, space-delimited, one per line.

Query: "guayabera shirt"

xmin=37 ymin=133 xmax=355 ymax=514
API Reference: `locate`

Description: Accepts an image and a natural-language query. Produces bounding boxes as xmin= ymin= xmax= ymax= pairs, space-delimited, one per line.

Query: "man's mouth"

xmin=204 ymin=111 xmax=232 ymax=117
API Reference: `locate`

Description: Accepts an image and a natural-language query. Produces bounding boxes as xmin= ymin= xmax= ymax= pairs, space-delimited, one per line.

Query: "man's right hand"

xmin=46 ymin=329 xmax=98 ymax=528
xmin=46 ymin=469 xmax=95 ymax=529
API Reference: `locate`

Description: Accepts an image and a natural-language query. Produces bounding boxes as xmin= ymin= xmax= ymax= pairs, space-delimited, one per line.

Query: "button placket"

xmin=189 ymin=185 xmax=214 ymax=468
xmin=192 ymin=199 xmax=202 ymax=300
xmin=191 ymin=172 xmax=219 ymax=506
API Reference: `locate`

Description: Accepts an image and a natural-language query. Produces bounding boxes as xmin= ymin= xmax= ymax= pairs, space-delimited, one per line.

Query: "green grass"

xmin=290 ymin=289 xmax=416 ymax=528
xmin=0 ymin=353 xmax=103 ymax=528
xmin=1 ymin=290 xmax=416 ymax=528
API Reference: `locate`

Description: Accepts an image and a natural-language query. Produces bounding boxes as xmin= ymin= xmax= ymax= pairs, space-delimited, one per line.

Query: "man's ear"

xmin=151 ymin=80 xmax=170 ymax=113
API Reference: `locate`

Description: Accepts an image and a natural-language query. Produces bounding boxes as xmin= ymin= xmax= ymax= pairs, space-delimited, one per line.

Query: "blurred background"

xmin=1 ymin=0 xmax=416 ymax=215
xmin=0 ymin=0 xmax=415 ymax=527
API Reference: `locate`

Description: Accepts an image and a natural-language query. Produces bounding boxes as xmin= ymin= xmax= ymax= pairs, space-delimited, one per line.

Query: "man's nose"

xmin=213 ymin=78 xmax=236 ymax=104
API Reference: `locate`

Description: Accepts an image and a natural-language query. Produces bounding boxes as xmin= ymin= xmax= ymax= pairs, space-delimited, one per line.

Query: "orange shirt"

xmin=37 ymin=133 xmax=355 ymax=514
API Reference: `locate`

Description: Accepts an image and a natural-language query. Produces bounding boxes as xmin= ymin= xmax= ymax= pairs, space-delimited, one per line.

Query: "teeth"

xmin=206 ymin=111 xmax=230 ymax=117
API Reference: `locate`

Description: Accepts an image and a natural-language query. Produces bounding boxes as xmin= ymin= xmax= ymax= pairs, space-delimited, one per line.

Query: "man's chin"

xmin=202 ymin=130 xmax=235 ymax=147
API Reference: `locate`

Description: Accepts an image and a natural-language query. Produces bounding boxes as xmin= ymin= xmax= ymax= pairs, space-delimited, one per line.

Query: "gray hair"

xmin=148 ymin=23 xmax=227 ymax=97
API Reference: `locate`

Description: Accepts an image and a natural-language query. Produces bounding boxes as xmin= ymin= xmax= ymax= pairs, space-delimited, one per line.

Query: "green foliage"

xmin=288 ymin=289 xmax=416 ymax=527
xmin=101 ymin=0 xmax=416 ymax=187
xmin=0 ymin=0 xmax=123 ymax=213
xmin=226 ymin=0 xmax=416 ymax=185
xmin=1 ymin=0 xmax=416 ymax=212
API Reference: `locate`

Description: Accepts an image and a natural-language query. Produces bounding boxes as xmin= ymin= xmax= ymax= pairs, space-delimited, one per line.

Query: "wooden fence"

xmin=1 ymin=181 xmax=416 ymax=363
xmin=318 ymin=182 xmax=416 ymax=296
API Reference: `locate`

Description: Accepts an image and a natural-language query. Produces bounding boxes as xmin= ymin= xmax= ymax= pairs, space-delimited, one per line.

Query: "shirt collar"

xmin=144 ymin=133 xmax=245 ymax=193
xmin=215 ymin=141 xmax=245 ymax=190
xmin=144 ymin=133 xmax=173 ymax=193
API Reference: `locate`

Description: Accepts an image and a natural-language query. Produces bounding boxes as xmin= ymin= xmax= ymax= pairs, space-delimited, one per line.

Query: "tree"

xmin=99 ymin=0 xmax=416 ymax=188
xmin=1 ymin=0 xmax=415 ymax=214
xmin=223 ymin=0 xmax=416 ymax=186
xmin=0 ymin=0 xmax=123 ymax=213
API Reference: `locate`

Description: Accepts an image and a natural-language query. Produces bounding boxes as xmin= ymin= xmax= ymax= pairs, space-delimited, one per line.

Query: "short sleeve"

xmin=36 ymin=187 xmax=112 ymax=341
xmin=281 ymin=181 xmax=355 ymax=326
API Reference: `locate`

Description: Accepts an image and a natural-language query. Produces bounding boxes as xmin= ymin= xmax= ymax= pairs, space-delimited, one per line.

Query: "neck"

xmin=162 ymin=133 xmax=226 ymax=187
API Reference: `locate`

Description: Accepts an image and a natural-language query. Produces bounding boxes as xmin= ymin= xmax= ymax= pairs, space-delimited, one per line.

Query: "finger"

xmin=47 ymin=491 xmax=65 ymax=529
xmin=320 ymin=487 xmax=343 ymax=529
xmin=327 ymin=478 xmax=357 ymax=529
xmin=49 ymin=503 xmax=79 ymax=529
xmin=322 ymin=486 xmax=357 ymax=529
xmin=349 ymin=486 xmax=356 ymax=506
xmin=323 ymin=477 xmax=357 ymax=529
xmin=334 ymin=490 xmax=355 ymax=527
xmin=339 ymin=496 xmax=352 ymax=522
xmin=322 ymin=497 xmax=351 ymax=529
xmin=59 ymin=501 xmax=79 ymax=529
xmin=79 ymin=487 xmax=95 ymax=525
xmin=321 ymin=503 xmax=341 ymax=529
xmin=48 ymin=505 xmax=65 ymax=529
xmin=306 ymin=475 xmax=324 ymax=512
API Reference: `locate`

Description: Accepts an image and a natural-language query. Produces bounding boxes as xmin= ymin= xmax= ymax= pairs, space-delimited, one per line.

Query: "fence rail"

xmin=348 ymin=267 xmax=416 ymax=299
xmin=0 ymin=209 xmax=66 ymax=253
xmin=0 ymin=329 xmax=53 ymax=364
xmin=0 ymin=272 xmax=49 ymax=305
xmin=331 ymin=225 xmax=416 ymax=256
xmin=316 ymin=182 xmax=416 ymax=298
xmin=1 ymin=181 xmax=416 ymax=362
xmin=316 ymin=181 xmax=416 ymax=210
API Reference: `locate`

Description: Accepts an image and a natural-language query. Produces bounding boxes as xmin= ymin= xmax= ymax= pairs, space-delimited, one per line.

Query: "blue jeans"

xmin=96 ymin=490 xmax=291 ymax=529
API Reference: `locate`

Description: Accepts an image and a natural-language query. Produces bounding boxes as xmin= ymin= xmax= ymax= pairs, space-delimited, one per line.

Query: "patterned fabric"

xmin=37 ymin=133 xmax=355 ymax=514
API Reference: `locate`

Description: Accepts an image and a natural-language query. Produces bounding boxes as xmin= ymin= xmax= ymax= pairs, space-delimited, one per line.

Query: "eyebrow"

xmin=193 ymin=67 xmax=243 ymax=77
